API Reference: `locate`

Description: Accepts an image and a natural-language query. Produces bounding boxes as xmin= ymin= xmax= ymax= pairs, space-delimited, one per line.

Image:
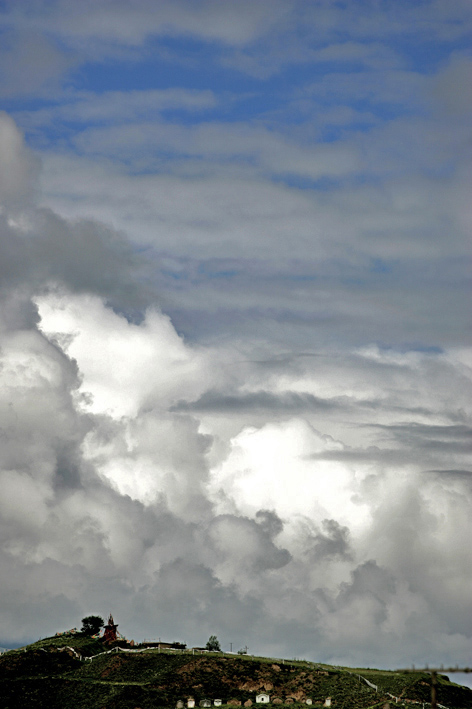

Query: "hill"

xmin=1 ymin=635 xmax=471 ymax=709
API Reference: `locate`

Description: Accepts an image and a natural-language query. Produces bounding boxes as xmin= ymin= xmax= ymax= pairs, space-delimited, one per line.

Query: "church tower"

xmin=103 ymin=613 xmax=118 ymax=643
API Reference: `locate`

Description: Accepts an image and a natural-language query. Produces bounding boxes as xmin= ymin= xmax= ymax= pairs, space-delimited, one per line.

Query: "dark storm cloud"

xmin=205 ymin=514 xmax=292 ymax=572
xmin=0 ymin=210 xmax=150 ymax=320
xmin=308 ymin=519 xmax=352 ymax=561
xmin=339 ymin=561 xmax=395 ymax=603
xmin=370 ymin=423 xmax=472 ymax=455
xmin=383 ymin=422 xmax=472 ymax=441
xmin=255 ymin=509 xmax=284 ymax=538
xmin=0 ymin=113 xmax=149 ymax=313
xmin=426 ymin=469 xmax=472 ymax=478
xmin=172 ymin=389 xmax=354 ymax=414
xmin=0 ymin=218 xmax=35 ymax=290
xmin=311 ymin=443 xmax=470 ymax=468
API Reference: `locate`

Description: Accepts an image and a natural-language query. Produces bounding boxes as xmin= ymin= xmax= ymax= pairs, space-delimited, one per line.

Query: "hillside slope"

xmin=1 ymin=636 xmax=471 ymax=709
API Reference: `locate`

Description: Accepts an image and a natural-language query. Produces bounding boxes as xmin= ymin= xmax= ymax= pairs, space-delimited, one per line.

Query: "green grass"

xmin=1 ymin=636 xmax=472 ymax=709
xmin=10 ymin=633 xmax=104 ymax=657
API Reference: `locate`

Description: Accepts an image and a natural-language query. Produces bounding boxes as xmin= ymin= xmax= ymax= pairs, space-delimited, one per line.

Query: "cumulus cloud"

xmin=36 ymin=291 xmax=208 ymax=418
xmin=1 ymin=254 xmax=471 ymax=665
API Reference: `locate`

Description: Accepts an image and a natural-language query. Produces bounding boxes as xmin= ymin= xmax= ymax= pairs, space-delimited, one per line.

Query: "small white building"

xmin=324 ymin=699 xmax=332 ymax=707
xmin=306 ymin=700 xmax=313 ymax=705
xmin=188 ymin=700 xmax=195 ymax=708
xmin=176 ymin=702 xmax=184 ymax=709
xmin=214 ymin=701 xmax=222 ymax=706
xmin=200 ymin=700 xmax=212 ymax=707
xmin=256 ymin=694 xmax=270 ymax=704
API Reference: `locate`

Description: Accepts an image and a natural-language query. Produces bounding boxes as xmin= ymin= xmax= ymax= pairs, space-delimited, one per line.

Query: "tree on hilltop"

xmin=81 ymin=615 xmax=104 ymax=636
xmin=206 ymin=635 xmax=221 ymax=651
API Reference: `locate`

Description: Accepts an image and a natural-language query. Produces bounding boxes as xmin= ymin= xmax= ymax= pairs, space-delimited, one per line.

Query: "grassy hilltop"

xmin=1 ymin=634 xmax=471 ymax=709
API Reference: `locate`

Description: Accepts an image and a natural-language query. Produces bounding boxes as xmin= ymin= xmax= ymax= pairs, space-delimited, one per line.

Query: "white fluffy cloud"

xmin=208 ymin=419 xmax=371 ymax=532
xmin=2 ymin=258 xmax=471 ymax=663
xmin=36 ymin=291 xmax=208 ymax=418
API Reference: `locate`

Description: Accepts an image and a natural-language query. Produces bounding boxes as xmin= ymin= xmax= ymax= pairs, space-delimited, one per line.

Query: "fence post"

xmin=431 ymin=671 xmax=437 ymax=709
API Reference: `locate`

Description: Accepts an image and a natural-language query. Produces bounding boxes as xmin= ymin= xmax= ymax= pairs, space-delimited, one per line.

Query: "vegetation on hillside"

xmin=10 ymin=633 xmax=105 ymax=656
xmin=206 ymin=635 xmax=222 ymax=652
xmin=81 ymin=615 xmax=104 ymax=636
xmin=1 ymin=634 xmax=471 ymax=709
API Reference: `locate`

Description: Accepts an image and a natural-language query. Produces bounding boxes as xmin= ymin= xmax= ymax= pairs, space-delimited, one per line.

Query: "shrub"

xmin=81 ymin=616 xmax=104 ymax=636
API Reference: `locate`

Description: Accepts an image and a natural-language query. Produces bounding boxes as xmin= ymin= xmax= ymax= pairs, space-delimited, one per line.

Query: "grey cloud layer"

xmin=26 ymin=53 xmax=472 ymax=352
xmin=0 ymin=115 xmax=149 ymax=314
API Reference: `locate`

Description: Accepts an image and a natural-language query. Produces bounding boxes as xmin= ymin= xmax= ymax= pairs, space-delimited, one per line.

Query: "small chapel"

xmin=103 ymin=613 xmax=118 ymax=643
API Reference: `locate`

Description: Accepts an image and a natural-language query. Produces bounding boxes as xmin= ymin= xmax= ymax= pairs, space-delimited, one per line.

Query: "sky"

xmin=0 ymin=0 xmax=472 ymax=677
